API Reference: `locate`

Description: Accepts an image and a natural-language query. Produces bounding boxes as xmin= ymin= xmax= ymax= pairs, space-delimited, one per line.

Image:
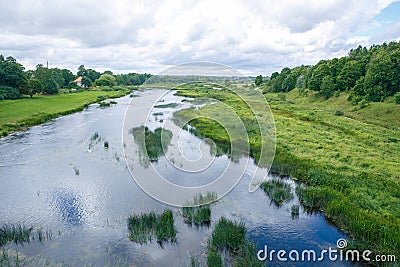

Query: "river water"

xmin=0 ymin=89 xmax=357 ymax=266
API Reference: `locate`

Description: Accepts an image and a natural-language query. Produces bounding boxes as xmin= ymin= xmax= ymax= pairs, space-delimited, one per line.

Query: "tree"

xmin=254 ymin=75 xmax=263 ymax=86
xmin=19 ymin=78 xmax=43 ymax=97
xmin=77 ymin=65 xmax=86 ymax=77
xmin=81 ymin=76 xmax=92 ymax=88
xmin=0 ymin=55 xmax=27 ymax=90
xmin=34 ymin=64 xmax=59 ymax=94
xmin=85 ymin=69 xmax=100 ymax=82
xmin=320 ymin=76 xmax=334 ymax=99
xmin=94 ymin=74 xmax=116 ymax=86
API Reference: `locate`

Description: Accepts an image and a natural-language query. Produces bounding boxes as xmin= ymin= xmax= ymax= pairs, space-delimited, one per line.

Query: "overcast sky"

xmin=1 ymin=0 xmax=400 ymax=76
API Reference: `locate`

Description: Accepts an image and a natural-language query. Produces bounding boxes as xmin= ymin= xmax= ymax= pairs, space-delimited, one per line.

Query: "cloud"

xmin=0 ymin=0 xmax=398 ymax=75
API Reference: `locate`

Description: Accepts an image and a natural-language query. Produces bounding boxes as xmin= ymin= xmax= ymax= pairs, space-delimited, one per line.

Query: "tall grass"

xmin=0 ymin=224 xmax=32 ymax=246
xmin=182 ymin=192 xmax=217 ymax=226
xmin=207 ymin=217 xmax=263 ymax=267
xmin=127 ymin=209 xmax=177 ymax=245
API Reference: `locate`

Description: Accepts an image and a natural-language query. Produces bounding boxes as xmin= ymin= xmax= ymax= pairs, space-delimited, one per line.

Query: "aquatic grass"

xmin=130 ymin=126 xmax=173 ymax=162
xmin=182 ymin=192 xmax=217 ymax=226
xmin=291 ymin=204 xmax=300 ymax=216
xmin=154 ymin=103 xmax=179 ymax=108
xmin=207 ymin=217 xmax=263 ymax=267
xmin=127 ymin=209 xmax=176 ymax=245
xmin=104 ymin=141 xmax=109 ymax=149
xmin=207 ymin=251 xmax=223 ymax=267
xmin=261 ymin=179 xmax=293 ymax=206
xmin=0 ymin=224 xmax=32 ymax=246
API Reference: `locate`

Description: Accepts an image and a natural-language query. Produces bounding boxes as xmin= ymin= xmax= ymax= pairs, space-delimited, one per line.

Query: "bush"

xmin=334 ymin=110 xmax=344 ymax=116
xmin=0 ymin=85 xmax=22 ymax=100
xmin=395 ymin=92 xmax=400 ymax=104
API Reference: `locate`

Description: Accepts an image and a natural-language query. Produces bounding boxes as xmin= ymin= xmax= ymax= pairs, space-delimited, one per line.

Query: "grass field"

xmin=0 ymin=90 xmax=129 ymax=136
xmin=175 ymin=84 xmax=400 ymax=258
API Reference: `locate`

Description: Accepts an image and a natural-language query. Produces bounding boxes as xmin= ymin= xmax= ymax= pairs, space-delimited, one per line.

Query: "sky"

xmin=1 ymin=0 xmax=400 ymax=76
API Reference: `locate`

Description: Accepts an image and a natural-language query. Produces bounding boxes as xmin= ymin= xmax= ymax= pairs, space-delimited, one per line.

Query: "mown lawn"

xmin=174 ymin=84 xmax=400 ymax=258
xmin=0 ymin=90 xmax=129 ymax=136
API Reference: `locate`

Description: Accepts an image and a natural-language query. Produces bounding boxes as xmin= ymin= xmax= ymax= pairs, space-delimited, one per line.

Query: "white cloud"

xmin=0 ymin=0 xmax=398 ymax=75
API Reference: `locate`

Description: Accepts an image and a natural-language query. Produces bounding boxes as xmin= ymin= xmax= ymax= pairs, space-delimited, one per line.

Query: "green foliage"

xmin=94 ymin=74 xmax=116 ymax=87
xmin=395 ymin=92 xmax=400 ymax=104
xmin=127 ymin=210 xmax=177 ymax=244
xmin=207 ymin=251 xmax=223 ymax=267
xmin=20 ymin=78 xmax=43 ymax=98
xmin=81 ymin=76 xmax=92 ymax=88
xmin=334 ymin=110 xmax=344 ymax=116
xmin=254 ymin=75 xmax=263 ymax=86
xmin=0 ymin=55 xmax=27 ymax=91
xmin=0 ymin=85 xmax=22 ymax=100
xmin=260 ymin=41 xmax=400 ymax=102
xmin=33 ymin=65 xmax=59 ymax=94
xmin=0 ymin=224 xmax=32 ymax=246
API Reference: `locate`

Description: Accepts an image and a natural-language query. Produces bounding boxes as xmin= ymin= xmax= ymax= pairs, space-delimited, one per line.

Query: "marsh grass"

xmin=291 ymin=204 xmax=300 ymax=216
xmin=154 ymin=103 xmax=179 ymax=108
xmin=0 ymin=224 xmax=32 ymax=246
xmin=182 ymin=192 xmax=217 ymax=227
xmin=127 ymin=210 xmax=177 ymax=245
xmin=261 ymin=179 xmax=293 ymax=206
xmin=104 ymin=141 xmax=109 ymax=149
xmin=207 ymin=217 xmax=263 ymax=267
xmin=130 ymin=126 xmax=173 ymax=162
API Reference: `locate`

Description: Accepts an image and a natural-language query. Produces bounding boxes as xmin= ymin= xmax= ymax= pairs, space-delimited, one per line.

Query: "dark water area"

xmin=0 ymin=89 xmax=359 ymax=266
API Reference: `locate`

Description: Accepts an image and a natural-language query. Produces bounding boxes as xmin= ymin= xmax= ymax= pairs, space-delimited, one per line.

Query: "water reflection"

xmin=50 ymin=188 xmax=85 ymax=226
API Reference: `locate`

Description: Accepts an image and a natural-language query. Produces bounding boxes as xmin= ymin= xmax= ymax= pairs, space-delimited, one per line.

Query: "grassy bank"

xmin=0 ymin=89 xmax=129 ymax=137
xmin=174 ymin=84 xmax=400 ymax=258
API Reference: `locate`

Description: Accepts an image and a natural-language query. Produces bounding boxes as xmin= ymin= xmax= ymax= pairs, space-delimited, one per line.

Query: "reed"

xmin=261 ymin=179 xmax=293 ymax=206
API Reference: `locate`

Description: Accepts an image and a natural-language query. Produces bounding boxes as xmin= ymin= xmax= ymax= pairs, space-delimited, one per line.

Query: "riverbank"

xmin=0 ymin=89 xmax=130 ymax=137
xmin=174 ymin=85 xmax=400 ymax=259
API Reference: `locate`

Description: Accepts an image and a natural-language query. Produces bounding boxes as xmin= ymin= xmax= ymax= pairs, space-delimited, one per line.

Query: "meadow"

xmin=0 ymin=90 xmax=129 ymax=137
xmin=175 ymin=84 xmax=400 ymax=257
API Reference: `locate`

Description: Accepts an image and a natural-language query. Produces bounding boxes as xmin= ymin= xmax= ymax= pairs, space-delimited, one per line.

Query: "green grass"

xmin=0 ymin=90 xmax=129 ymax=137
xmin=0 ymin=224 xmax=32 ymax=247
xmin=207 ymin=217 xmax=263 ymax=267
xmin=173 ymin=84 xmax=400 ymax=257
xmin=261 ymin=179 xmax=293 ymax=206
xmin=127 ymin=209 xmax=177 ymax=245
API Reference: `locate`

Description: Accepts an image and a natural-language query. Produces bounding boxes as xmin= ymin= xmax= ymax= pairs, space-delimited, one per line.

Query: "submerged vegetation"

xmin=174 ymin=83 xmax=400 ymax=257
xmin=130 ymin=126 xmax=173 ymax=162
xmin=127 ymin=209 xmax=176 ymax=245
xmin=0 ymin=224 xmax=52 ymax=247
xmin=261 ymin=179 xmax=293 ymax=206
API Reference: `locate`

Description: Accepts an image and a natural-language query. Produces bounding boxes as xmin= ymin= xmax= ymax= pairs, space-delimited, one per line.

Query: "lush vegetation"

xmin=258 ymin=41 xmax=400 ymax=103
xmin=207 ymin=217 xmax=262 ymax=267
xmin=174 ymin=84 xmax=400 ymax=258
xmin=0 ymin=90 xmax=128 ymax=137
xmin=261 ymin=179 xmax=293 ymax=206
xmin=130 ymin=126 xmax=173 ymax=162
xmin=127 ymin=210 xmax=177 ymax=245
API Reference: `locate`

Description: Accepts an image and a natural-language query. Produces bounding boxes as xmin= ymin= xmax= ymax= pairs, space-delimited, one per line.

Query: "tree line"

xmin=256 ymin=41 xmax=400 ymax=103
xmin=0 ymin=55 xmax=151 ymax=100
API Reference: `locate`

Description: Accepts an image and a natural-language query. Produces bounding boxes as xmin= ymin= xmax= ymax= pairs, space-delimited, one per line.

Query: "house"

xmin=73 ymin=76 xmax=83 ymax=87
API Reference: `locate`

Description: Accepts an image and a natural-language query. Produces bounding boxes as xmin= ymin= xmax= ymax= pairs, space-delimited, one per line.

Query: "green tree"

xmin=81 ymin=76 xmax=92 ymax=88
xmin=254 ymin=75 xmax=263 ymax=86
xmin=85 ymin=69 xmax=100 ymax=82
xmin=319 ymin=76 xmax=334 ymax=99
xmin=94 ymin=73 xmax=116 ymax=86
xmin=34 ymin=64 xmax=59 ymax=94
xmin=77 ymin=65 xmax=86 ymax=77
xmin=20 ymin=78 xmax=43 ymax=97
xmin=0 ymin=55 xmax=27 ymax=90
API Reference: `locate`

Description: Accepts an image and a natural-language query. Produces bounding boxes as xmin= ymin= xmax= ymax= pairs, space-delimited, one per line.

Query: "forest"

xmin=256 ymin=41 xmax=400 ymax=104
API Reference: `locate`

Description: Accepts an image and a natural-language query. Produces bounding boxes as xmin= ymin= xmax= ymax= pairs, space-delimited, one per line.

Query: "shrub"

xmin=0 ymin=85 xmax=22 ymax=100
xmin=395 ymin=92 xmax=400 ymax=104
xmin=334 ymin=110 xmax=344 ymax=116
